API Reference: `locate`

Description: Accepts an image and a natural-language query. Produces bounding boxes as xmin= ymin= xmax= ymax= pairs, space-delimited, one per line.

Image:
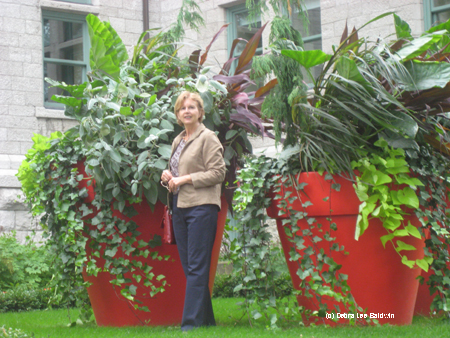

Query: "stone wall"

xmin=321 ymin=0 xmax=424 ymax=54
xmin=0 ymin=0 xmax=424 ymax=241
xmin=0 ymin=0 xmax=147 ymax=241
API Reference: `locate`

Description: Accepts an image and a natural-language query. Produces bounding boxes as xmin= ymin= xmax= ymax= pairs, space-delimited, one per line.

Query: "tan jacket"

xmin=170 ymin=124 xmax=226 ymax=209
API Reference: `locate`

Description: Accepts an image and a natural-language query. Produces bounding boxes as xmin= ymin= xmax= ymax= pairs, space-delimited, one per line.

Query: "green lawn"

xmin=1 ymin=298 xmax=449 ymax=338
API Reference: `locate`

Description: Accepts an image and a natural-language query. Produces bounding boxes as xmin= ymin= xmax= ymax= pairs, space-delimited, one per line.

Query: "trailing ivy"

xmin=230 ymin=156 xmax=370 ymax=328
xmin=230 ymin=156 xmax=300 ymax=328
xmin=352 ymin=139 xmax=432 ymax=270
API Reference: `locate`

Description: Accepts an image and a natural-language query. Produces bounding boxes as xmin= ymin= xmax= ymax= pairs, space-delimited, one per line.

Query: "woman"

xmin=160 ymin=91 xmax=226 ymax=331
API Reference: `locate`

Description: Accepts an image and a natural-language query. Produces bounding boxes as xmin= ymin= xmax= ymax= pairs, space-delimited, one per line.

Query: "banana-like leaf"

xmin=87 ymin=14 xmax=128 ymax=80
xmin=200 ymin=24 xmax=229 ymax=66
xmin=235 ymin=23 xmax=267 ymax=75
xmin=401 ymin=60 xmax=450 ymax=91
xmin=281 ymin=49 xmax=331 ymax=69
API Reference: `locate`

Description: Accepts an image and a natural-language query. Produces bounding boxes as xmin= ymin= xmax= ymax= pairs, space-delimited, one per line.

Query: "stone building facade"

xmin=0 ymin=0 xmax=443 ymax=241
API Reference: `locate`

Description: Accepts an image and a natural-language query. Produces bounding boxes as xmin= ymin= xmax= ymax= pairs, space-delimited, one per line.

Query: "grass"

xmin=1 ymin=298 xmax=450 ymax=338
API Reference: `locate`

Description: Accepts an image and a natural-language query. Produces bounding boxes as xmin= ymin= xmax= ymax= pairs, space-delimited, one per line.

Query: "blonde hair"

xmin=174 ymin=91 xmax=205 ymax=126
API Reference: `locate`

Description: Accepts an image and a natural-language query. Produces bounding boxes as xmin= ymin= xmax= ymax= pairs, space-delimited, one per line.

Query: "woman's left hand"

xmin=168 ymin=175 xmax=192 ymax=193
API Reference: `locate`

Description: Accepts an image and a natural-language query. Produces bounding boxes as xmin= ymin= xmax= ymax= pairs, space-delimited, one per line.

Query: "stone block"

xmin=9 ymin=47 xmax=32 ymax=63
xmin=0 ymin=46 xmax=9 ymax=61
xmin=0 ymin=169 xmax=21 ymax=187
xmin=20 ymin=141 xmax=33 ymax=154
xmin=0 ymin=210 xmax=15 ymax=231
xmin=0 ymin=142 xmax=21 ymax=156
xmin=8 ymin=105 xmax=35 ymax=117
xmin=25 ymin=92 xmax=43 ymax=106
xmin=11 ymin=76 xmax=42 ymax=92
xmin=0 ymin=75 xmax=11 ymax=90
xmin=11 ymin=91 xmax=26 ymax=105
xmin=125 ymin=18 xmax=143 ymax=34
xmin=18 ymin=33 xmax=41 ymax=50
xmin=26 ymin=19 xmax=41 ymax=35
xmin=0 ymin=129 xmax=6 ymax=142
xmin=9 ymin=155 xmax=25 ymax=170
xmin=3 ymin=17 xmax=26 ymax=34
xmin=20 ymin=4 xmax=40 ymax=20
xmin=15 ymin=210 xmax=34 ymax=230
xmin=0 ymin=31 xmax=19 ymax=48
xmin=2 ymin=3 xmax=22 ymax=19
xmin=0 ymin=105 xmax=7 ymax=115
xmin=7 ymin=128 xmax=35 ymax=142
xmin=0 ymin=61 xmax=24 ymax=77
xmin=106 ymin=0 xmax=123 ymax=9
xmin=109 ymin=16 xmax=126 ymax=32
xmin=0 ymin=155 xmax=9 ymax=169
xmin=2 ymin=116 xmax=38 ymax=130
xmin=23 ymin=63 xmax=43 ymax=78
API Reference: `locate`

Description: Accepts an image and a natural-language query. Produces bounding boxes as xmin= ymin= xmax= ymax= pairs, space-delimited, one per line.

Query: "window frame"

xmin=56 ymin=0 xmax=92 ymax=4
xmin=424 ymin=0 xmax=450 ymax=30
xmin=42 ymin=10 xmax=90 ymax=109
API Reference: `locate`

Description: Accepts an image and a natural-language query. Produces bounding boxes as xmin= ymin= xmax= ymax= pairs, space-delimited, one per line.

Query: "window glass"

xmin=42 ymin=12 xmax=88 ymax=107
xmin=426 ymin=0 xmax=450 ymax=29
xmin=228 ymin=5 xmax=263 ymax=75
xmin=43 ymin=19 xmax=84 ymax=61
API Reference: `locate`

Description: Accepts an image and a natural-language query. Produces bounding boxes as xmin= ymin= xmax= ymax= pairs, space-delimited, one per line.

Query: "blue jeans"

xmin=172 ymin=194 xmax=218 ymax=331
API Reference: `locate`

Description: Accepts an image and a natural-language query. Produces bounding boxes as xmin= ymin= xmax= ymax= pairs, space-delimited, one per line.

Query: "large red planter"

xmin=76 ymin=163 xmax=228 ymax=326
xmin=267 ymin=172 xmax=425 ymax=325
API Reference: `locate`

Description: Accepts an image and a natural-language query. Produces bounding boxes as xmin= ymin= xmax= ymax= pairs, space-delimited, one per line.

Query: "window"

xmin=290 ymin=0 xmax=322 ymax=82
xmin=42 ymin=11 xmax=90 ymax=108
xmin=424 ymin=0 xmax=450 ymax=30
xmin=227 ymin=4 xmax=263 ymax=75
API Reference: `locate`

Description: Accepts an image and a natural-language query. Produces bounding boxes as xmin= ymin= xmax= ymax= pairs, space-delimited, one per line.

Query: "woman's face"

xmin=178 ymin=98 xmax=201 ymax=128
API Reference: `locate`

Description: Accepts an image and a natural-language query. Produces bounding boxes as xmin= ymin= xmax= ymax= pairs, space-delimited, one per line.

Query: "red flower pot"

xmin=76 ymin=163 xmax=228 ymax=326
xmin=267 ymin=172 xmax=425 ymax=325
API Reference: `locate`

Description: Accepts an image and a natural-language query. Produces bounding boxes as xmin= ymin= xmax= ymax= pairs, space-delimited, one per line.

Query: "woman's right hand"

xmin=161 ymin=170 xmax=173 ymax=183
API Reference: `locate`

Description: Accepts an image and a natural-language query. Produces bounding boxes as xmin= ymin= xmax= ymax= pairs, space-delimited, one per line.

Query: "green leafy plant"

xmin=0 ymin=232 xmax=53 ymax=290
xmin=17 ymin=10 xmax=274 ymax=323
xmin=230 ymin=155 xmax=301 ymax=328
xmin=0 ymin=286 xmax=69 ymax=313
xmin=352 ymin=139 xmax=432 ymax=270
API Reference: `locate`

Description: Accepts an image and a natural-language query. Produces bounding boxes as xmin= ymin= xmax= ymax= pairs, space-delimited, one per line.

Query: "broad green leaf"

xmin=109 ymin=149 xmax=122 ymax=163
xmin=160 ymin=120 xmax=174 ymax=131
xmin=405 ymin=223 xmax=422 ymax=239
xmin=402 ymin=60 xmax=450 ymax=91
xmin=396 ymin=30 xmax=446 ymax=61
xmin=336 ymin=56 xmax=371 ymax=89
xmin=416 ymin=258 xmax=429 ymax=272
xmin=401 ymin=255 xmax=415 ymax=268
xmin=281 ymin=49 xmax=332 ymax=69
xmin=50 ymin=95 xmax=81 ymax=107
xmin=391 ymin=187 xmax=419 ymax=208
xmin=380 ymin=233 xmax=395 ymax=247
xmin=226 ymin=129 xmax=238 ymax=140
xmin=120 ymin=106 xmax=132 ymax=116
xmin=106 ymin=101 xmax=120 ymax=112
xmin=87 ymin=14 xmax=128 ymax=80
xmin=396 ymin=240 xmax=417 ymax=252
xmin=200 ymin=91 xmax=214 ymax=114
xmin=158 ymin=144 xmax=172 ymax=159
xmin=153 ymin=159 xmax=167 ymax=170
xmin=143 ymin=181 xmax=158 ymax=206
xmin=394 ymin=14 xmax=412 ymax=39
